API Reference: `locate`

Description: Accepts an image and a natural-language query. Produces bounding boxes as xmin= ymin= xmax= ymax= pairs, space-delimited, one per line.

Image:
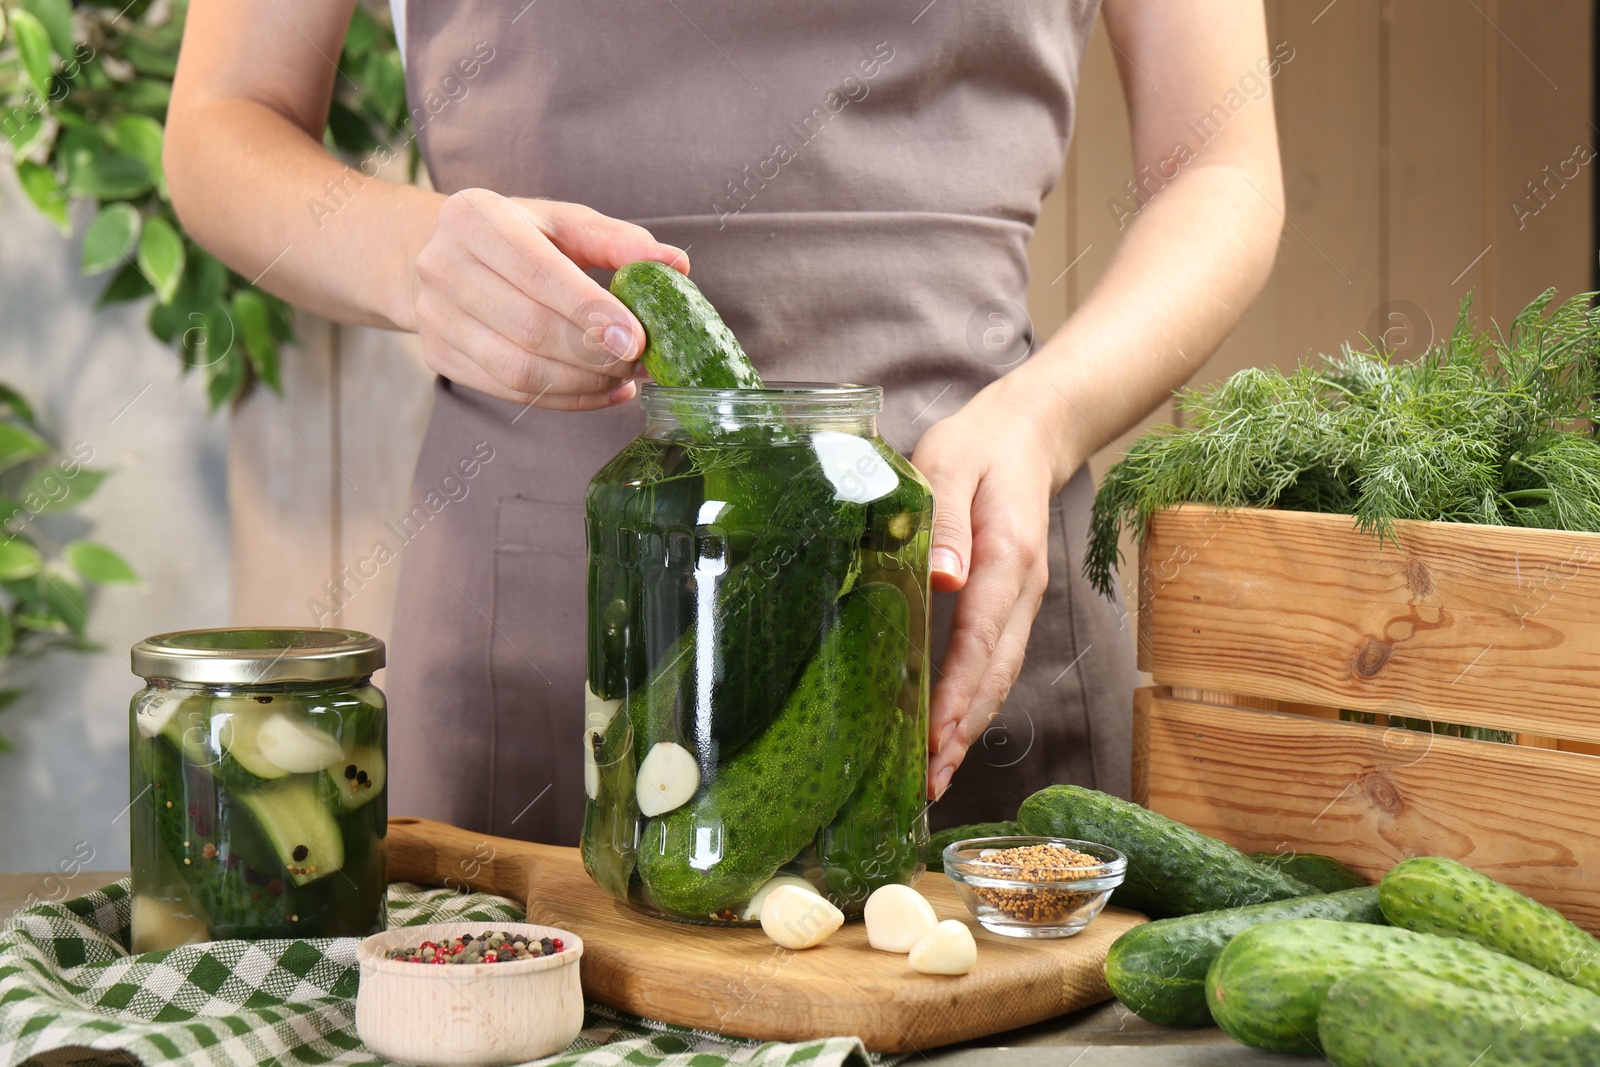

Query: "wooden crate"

xmin=1132 ymin=505 xmax=1600 ymax=931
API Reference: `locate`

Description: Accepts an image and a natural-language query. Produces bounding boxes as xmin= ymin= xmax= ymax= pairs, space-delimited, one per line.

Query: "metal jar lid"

xmin=130 ymin=627 xmax=386 ymax=685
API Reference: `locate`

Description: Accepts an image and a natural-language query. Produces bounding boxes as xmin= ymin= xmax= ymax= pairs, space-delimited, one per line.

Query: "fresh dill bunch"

xmin=1085 ymin=287 xmax=1600 ymax=600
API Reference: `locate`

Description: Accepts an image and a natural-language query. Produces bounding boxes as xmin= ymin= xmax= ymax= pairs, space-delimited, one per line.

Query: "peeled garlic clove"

xmin=740 ymin=875 xmax=820 ymax=922
xmin=908 ymin=919 xmax=977 ymax=975
xmin=760 ymin=884 xmax=844 ymax=949
xmin=863 ymin=883 xmax=939 ymax=952
xmin=585 ymin=682 xmax=622 ymax=731
xmin=636 ymin=741 xmax=699 ymax=815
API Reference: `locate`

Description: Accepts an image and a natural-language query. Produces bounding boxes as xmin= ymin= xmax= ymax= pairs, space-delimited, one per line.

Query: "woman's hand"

xmin=913 ymin=385 xmax=1066 ymax=800
xmin=413 ymin=190 xmax=689 ymax=410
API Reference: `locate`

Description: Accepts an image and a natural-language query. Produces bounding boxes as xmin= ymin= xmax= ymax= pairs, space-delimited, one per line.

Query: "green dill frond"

xmin=1083 ymin=286 xmax=1600 ymax=599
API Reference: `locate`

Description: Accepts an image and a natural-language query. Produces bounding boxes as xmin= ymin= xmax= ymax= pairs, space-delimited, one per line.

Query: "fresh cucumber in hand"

xmin=610 ymin=260 xmax=761 ymax=391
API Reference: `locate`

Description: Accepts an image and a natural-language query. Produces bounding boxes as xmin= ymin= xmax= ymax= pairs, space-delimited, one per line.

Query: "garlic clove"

xmin=908 ymin=919 xmax=978 ymax=975
xmin=739 ymin=875 xmax=820 ymax=922
xmin=635 ymin=741 xmax=700 ymax=816
xmin=864 ymin=883 xmax=939 ymax=953
xmin=584 ymin=682 xmax=622 ymax=731
xmin=760 ymin=884 xmax=844 ymax=949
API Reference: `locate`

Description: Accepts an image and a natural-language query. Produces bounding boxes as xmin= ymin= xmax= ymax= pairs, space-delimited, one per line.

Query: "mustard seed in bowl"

xmin=972 ymin=843 xmax=1102 ymax=922
xmin=942 ymin=836 xmax=1127 ymax=938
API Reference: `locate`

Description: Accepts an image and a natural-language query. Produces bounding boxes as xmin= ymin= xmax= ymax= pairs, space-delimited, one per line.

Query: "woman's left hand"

xmin=912 ymin=385 xmax=1067 ymax=800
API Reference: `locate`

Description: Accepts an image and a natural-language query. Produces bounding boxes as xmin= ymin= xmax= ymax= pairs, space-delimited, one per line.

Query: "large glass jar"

xmin=128 ymin=628 xmax=388 ymax=950
xmin=581 ymin=384 xmax=933 ymax=923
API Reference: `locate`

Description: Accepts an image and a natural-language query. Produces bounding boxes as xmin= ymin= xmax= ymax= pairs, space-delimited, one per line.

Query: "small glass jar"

xmin=581 ymin=384 xmax=933 ymax=923
xmin=128 ymin=628 xmax=388 ymax=950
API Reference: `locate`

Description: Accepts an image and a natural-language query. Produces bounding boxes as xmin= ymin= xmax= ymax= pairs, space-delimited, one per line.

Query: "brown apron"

xmin=389 ymin=0 xmax=1135 ymax=843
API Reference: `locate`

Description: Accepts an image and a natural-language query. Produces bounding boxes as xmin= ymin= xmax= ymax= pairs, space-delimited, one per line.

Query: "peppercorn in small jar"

xmin=128 ymin=628 xmax=388 ymax=951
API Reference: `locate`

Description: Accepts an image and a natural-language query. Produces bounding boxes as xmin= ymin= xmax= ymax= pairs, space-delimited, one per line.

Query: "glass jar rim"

xmin=131 ymin=627 xmax=385 ymax=685
xmin=639 ymin=381 xmax=882 ymax=417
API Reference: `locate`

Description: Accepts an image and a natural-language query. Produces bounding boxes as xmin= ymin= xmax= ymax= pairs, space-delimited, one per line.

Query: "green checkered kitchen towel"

xmin=0 ymin=880 xmax=879 ymax=1067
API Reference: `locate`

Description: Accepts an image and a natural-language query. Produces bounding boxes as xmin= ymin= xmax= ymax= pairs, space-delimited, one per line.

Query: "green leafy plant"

xmin=0 ymin=382 xmax=137 ymax=751
xmin=1087 ymin=287 xmax=1600 ymax=598
xmin=0 ymin=0 xmax=406 ymax=408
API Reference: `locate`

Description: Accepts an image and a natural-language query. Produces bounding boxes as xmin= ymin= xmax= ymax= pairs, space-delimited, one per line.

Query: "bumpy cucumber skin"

xmin=1106 ymin=886 xmax=1385 ymax=1027
xmin=817 ymin=701 xmax=923 ymax=910
xmin=1319 ymin=969 xmax=1600 ymax=1067
xmin=1205 ymin=918 xmax=1600 ymax=1055
xmin=609 ymin=260 xmax=761 ymax=391
xmin=1379 ymin=855 xmax=1600 ymax=996
xmin=1249 ymin=851 xmax=1368 ymax=893
xmin=637 ymin=583 xmax=909 ymax=918
xmin=581 ymin=708 xmax=639 ymax=899
xmin=587 ymin=444 xmax=867 ymax=768
xmin=1016 ymin=786 xmax=1318 ymax=918
xmin=926 ymin=822 xmax=1022 ymax=873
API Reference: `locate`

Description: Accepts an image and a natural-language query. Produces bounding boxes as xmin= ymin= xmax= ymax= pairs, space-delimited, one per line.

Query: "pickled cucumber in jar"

xmin=128 ymin=629 xmax=388 ymax=946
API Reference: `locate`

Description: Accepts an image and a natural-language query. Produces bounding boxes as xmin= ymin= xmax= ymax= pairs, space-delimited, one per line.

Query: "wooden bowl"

xmin=356 ymin=921 xmax=584 ymax=1066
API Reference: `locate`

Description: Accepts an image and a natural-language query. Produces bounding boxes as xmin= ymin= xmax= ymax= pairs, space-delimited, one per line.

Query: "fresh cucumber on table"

xmin=1248 ymin=850 xmax=1368 ymax=892
xmin=1319 ymin=968 xmax=1600 ymax=1067
xmin=1016 ymin=785 xmax=1318 ymax=918
xmin=1205 ymin=918 xmax=1600 ymax=1055
xmin=1105 ymin=886 xmax=1385 ymax=1026
xmin=1379 ymin=855 xmax=1600 ymax=995
xmin=637 ymin=582 xmax=908 ymax=918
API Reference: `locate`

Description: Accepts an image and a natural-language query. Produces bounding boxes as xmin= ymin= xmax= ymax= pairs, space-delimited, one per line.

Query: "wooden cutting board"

xmin=386 ymin=818 xmax=1144 ymax=1053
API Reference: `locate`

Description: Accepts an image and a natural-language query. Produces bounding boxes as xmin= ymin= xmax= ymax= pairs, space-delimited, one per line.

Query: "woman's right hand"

xmin=412 ymin=189 xmax=689 ymax=410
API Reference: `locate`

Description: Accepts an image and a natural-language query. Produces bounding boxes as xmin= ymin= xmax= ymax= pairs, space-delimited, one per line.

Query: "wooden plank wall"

xmin=231 ymin=4 xmax=1595 ymax=656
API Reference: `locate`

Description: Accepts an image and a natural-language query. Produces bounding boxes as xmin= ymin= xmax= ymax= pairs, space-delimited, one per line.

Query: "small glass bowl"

xmin=942 ymin=836 xmax=1127 ymax=939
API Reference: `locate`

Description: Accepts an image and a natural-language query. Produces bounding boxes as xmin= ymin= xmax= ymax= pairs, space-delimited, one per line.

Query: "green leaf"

xmin=2 ymin=109 xmax=47 ymax=158
xmin=97 ymin=260 xmax=155 ymax=306
xmin=231 ymin=289 xmax=281 ymax=391
xmin=362 ymin=49 xmax=406 ymax=128
xmin=0 ymin=386 xmax=38 ymax=427
xmin=0 ymin=540 xmax=43 ymax=581
xmin=206 ymin=349 xmax=248 ymax=409
xmin=9 ymin=11 xmax=55 ymax=99
xmin=0 ymin=615 xmax=14 ymax=661
xmin=326 ymin=100 xmax=379 ymax=156
xmin=15 ymin=161 xmax=69 ymax=236
xmin=343 ymin=5 xmax=381 ymax=59
xmin=110 ymin=114 xmax=164 ymax=197
xmin=21 ymin=0 xmax=74 ymax=59
xmin=137 ymin=216 xmax=184 ymax=303
xmin=62 ymin=150 xmax=152 ymax=200
xmin=81 ymin=202 xmax=141 ymax=275
xmin=118 ymin=79 xmax=171 ymax=113
xmin=41 ymin=564 xmax=86 ymax=637
xmin=64 ymin=540 xmax=138 ymax=584
xmin=0 ymin=423 xmax=48 ymax=472
xmin=121 ymin=36 xmax=178 ymax=78
xmin=19 ymin=466 xmax=107 ymax=512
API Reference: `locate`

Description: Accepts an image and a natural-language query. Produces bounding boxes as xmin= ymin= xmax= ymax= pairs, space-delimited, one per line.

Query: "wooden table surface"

xmin=0 ymin=873 xmax=1302 ymax=1065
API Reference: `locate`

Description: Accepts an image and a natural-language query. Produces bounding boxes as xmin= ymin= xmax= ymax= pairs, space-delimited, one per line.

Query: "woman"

xmin=165 ymin=0 xmax=1283 ymax=842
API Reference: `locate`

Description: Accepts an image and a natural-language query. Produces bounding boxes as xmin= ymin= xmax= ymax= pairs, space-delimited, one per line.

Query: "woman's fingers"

xmin=420 ymin=333 xmax=633 ymax=411
xmin=414 ymin=190 xmax=692 ymax=408
xmin=529 ymin=199 xmax=690 ymax=275
xmin=447 ymin=261 xmax=633 ymax=380
xmin=912 ymin=427 xmax=979 ymax=593
xmin=433 ymin=190 xmax=644 ymax=363
xmin=928 ymin=581 xmax=1044 ymax=799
